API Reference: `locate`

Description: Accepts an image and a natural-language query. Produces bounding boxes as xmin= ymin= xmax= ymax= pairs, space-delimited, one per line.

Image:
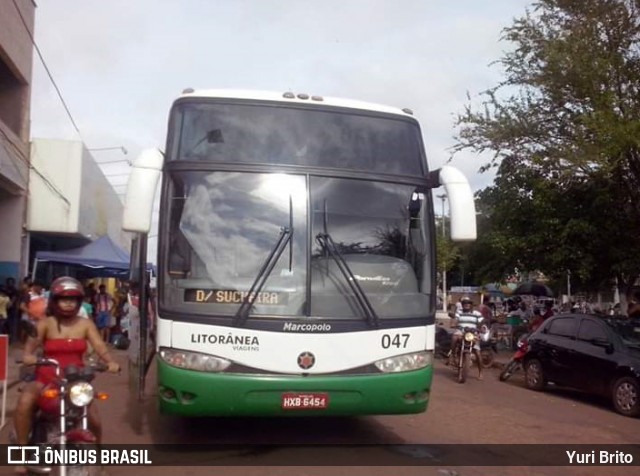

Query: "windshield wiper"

xmin=233 ymin=226 xmax=292 ymax=327
xmin=316 ymin=233 xmax=379 ymax=328
xmin=234 ymin=196 xmax=294 ymax=327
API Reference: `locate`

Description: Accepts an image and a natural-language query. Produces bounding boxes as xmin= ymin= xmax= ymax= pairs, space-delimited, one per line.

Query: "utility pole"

xmin=437 ymin=194 xmax=447 ymax=313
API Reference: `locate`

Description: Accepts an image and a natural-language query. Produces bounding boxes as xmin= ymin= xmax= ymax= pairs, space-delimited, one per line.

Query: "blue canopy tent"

xmin=32 ymin=235 xmax=154 ymax=281
xmin=481 ymin=283 xmax=505 ymax=299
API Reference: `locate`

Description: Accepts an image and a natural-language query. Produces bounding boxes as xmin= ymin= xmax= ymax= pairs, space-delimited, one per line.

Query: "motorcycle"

xmin=437 ymin=324 xmax=496 ymax=370
xmin=450 ymin=326 xmax=479 ymax=384
xmin=499 ymin=333 xmax=530 ymax=382
xmin=11 ymin=358 xmax=110 ymax=476
xmin=511 ymin=321 xmax=530 ymax=351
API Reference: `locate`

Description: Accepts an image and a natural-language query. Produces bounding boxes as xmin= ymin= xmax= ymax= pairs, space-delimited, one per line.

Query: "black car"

xmin=523 ymin=313 xmax=640 ymax=417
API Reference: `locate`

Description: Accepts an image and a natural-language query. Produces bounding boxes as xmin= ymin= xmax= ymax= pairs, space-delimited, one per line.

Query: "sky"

xmin=29 ymin=0 xmax=533 ymax=259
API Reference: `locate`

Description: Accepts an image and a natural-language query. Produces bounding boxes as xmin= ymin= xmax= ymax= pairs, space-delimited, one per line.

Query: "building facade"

xmin=0 ymin=0 xmax=36 ymax=283
xmin=1 ymin=2 xmax=132 ymax=285
xmin=28 ymin=139 xmax=132 ymax=282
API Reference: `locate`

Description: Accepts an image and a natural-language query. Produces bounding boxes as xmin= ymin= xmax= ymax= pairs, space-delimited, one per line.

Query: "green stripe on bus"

xmin=157 ymin=360 xmax=433 ymax=417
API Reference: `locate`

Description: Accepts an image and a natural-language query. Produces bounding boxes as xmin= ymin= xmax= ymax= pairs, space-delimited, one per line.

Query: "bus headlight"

xmin=374 ymin=351 xmax=433 ymax=373
xmin=69 ymin=382 xmax=94 ymax=407
xmin=159 ymin=348 xmax=231 ymax=372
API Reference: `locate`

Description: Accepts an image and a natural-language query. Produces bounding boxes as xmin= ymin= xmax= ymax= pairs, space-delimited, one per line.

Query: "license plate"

xmin=281 ymin=392 xmax=329 ymax=410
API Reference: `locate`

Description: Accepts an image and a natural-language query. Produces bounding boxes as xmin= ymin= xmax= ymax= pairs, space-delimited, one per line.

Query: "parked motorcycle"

xmin=511 ymin=322 xmax=530 ymax=351
xmin=499 ymin=333 xmax=530 ymax=381
xmin=11 ymin=358 xmax=110 ymax=476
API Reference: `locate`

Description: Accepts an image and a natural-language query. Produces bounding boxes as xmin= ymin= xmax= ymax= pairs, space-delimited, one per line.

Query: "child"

xmin=81 ymin=295 xmax=93 ymax=319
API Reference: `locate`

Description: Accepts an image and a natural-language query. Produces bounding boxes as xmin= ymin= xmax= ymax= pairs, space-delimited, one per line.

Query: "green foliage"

xmin=436 ymin=222 xmax=460 ymax=275
xmin=454 ymin=0 xmax=640 ymax=292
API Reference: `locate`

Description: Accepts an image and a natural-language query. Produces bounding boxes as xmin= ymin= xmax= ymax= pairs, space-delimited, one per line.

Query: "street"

xmin=2 ymin=349 xmax=638 ymax=476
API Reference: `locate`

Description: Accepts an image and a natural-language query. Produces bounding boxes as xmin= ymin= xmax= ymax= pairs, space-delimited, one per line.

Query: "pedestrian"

xmin=112 ymin=282 xmax=128 ymax=329
xmin=542 ymin=300 xmax=554 ymax=321
xmin=0 ymin=287 xmax=10 ymax=334
xmin=85 ymin=282 xmax=97 ymax=318
xmin=627 ymin=290 xmax=640 ymax=319
xmin=478 ymin=296 xmax=493 ymax=325
xmin=530 ymin=307 xmax=543 ymax=332
xmin=4 ymin=277 xmax=19 ymax=341
xmin=20 ymin=282 xmax=47 ymax=322
xmin=19 ymin=281 xmax=47 ymax=343
xmin=81 ymin=295 xmax=93 ymax=319
xmin=95 ymin=284 xmax=114 ymax=343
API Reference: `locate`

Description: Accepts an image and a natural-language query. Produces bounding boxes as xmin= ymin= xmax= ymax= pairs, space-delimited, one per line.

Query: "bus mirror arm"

xmin=122 ymin=148 xmax=164 ymax=233
xmin=434 ymin=165 xmax=477 ymax=242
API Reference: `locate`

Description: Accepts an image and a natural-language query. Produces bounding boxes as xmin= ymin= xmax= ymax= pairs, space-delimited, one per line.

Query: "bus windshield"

xmin=168 ymin=101 xmax=425 ymax=176
xmin=162 ymin=171 xmax=433 ymax=320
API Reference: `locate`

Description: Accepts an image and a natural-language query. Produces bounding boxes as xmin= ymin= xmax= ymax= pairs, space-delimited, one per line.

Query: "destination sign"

xmin=184 ymin=289 xmax=288 ymax=305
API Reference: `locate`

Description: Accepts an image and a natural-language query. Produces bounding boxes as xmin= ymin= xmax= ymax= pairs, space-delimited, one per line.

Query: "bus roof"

xmin=177 ymin=89 xmax=415 ymax=118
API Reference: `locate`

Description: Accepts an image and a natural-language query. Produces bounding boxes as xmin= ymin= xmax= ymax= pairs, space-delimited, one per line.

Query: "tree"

xmin=436 ymin=233 xmax=460 ymax=277
xmin=454 ymin=0 xmax=640 ymax=296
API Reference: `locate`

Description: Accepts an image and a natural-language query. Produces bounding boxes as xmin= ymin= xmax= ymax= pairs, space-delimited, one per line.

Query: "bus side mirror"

xmin=122 ymin=149 xmax=164 ymax=233
xmin=435 ymin=166 xmax=477 ymax=241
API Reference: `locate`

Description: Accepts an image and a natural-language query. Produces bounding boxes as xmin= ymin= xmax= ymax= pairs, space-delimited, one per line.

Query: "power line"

xmin=96 ymin=159 xmax=131 ymax=165
xmin=1 ymin=132 xmax=70 ymax=207
xmin=12 ymin=0 xmax=81 ymax=134
xmin=89 ymin=146 xmax=127 ymax=154
xmin=0 ymin=130 xmax=29 ymax=183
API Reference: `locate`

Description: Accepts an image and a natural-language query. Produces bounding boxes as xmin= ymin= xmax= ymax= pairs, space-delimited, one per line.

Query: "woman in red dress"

xmin=13 ymin=277 xmax=120 ymax=474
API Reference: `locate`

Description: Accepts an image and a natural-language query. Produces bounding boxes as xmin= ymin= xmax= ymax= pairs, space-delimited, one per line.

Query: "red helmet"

xmin=49 ymin=276 xmax=84 ymax=318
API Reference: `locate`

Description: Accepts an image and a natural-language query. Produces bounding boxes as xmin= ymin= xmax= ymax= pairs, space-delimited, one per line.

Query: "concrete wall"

xmin=0 ymin=0 xmax=35 ymax=84
xmin=0 ymin=0 xmax=35 ymax=144
xmin=28 ymin=139 xmax=82 ymax=233
xmin=27 ymin=139 xmax=130 ymax=250
xmin=78 ymin=146 xmax=130 ymax=249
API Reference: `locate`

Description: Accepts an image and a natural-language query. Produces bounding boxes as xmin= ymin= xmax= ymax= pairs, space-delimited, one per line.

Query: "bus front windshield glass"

xmin=163 ymin=171 xmax=433 ymax=320
xmin=169 ymin=101 xmax=424 ymax=176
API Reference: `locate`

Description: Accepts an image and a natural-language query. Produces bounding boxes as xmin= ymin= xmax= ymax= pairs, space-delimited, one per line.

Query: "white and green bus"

xmin=123 ymin=89 xmax=476 ymax=416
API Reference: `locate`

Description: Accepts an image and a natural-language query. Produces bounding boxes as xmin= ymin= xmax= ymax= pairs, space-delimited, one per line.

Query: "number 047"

xmin=381 ymin=333 xmax=409 ymax=349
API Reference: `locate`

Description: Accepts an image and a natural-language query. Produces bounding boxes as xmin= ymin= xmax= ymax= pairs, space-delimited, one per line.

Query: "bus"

xmin=122 ymin=89 xmax=476 ymax=416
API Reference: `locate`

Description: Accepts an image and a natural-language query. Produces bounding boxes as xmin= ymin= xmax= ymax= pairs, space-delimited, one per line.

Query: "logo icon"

xmin=297 ymin=351 xmax=315 ymax=370
xmin=7 ymin=446 xmax=40 ymax=465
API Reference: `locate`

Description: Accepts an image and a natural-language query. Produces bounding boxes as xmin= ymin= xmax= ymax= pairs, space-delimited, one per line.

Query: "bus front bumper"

xmin=157 ymin=360 xmax=433 ymax=417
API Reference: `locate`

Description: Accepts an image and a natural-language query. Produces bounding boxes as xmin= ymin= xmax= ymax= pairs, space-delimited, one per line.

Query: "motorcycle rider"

xmin=13 ymin=277 xmax=120 ymax=474
xmin=448 ymin=296 xmax=485 ymax=379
